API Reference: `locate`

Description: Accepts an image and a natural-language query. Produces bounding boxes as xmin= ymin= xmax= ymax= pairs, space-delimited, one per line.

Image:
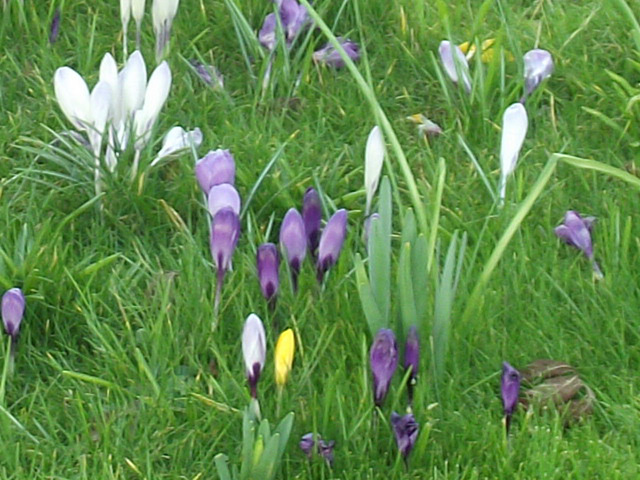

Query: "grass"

xmin=1 ymin=0 xmax=640 ymax=478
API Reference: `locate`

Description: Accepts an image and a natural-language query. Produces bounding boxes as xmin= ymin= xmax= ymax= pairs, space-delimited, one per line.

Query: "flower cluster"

xmin=120 ymin=0 xmax=180 ymax=59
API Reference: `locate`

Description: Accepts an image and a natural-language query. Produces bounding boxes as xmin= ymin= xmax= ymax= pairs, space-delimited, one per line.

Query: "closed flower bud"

xmin=210 ymin=207 xmax=240 ymax=310
xmin=257 ymin=243 xmax=279 ymax=307
xmin=391 ymin=412 xmax=418 ymax=462
xmin=207 ymin=183 xmax=241 ymax=218
xmin=195 ymin=149 xmax=236 ymax=194
xmin=501 ymin=361 xmax=521 ymax=433
xmin=438 ymin=40 xmax=471 ymax=94
xmin=2 ymin=288 xmax=25 ymax=341
xmin=522 ymin=49 xmax=553 ymax=100
xmin=370 ymin=328 xmax=398 ymax=407
xmin=316 ymin=209 xmax=347 ymax=282
xmin=279 ymin=208 xmax=306 ymax=290
xmin=302 ymin=187 xmax=322 ymax=256
xmin=274 ymin=328 xmax=295 ymax=387
xmin=242 ymin=313 xmax=266 ymax=398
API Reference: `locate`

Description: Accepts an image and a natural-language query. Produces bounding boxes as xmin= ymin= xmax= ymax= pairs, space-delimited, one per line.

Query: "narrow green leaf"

xmin=214 ymin=454 xmax=233 ymax=480
xmin=398 ymin=242 xmax=418 ymax=339
xmin=412 ymin=234 xmax=429 ymax=325
xmin=557 ymin=154 xmax=640 ymax=189
xmin=273 ymin=412 xmax=294 ymax=459
xmin=355 ymin=254 xmax=383 ymax=336
xmin=368 ymin=177 xmax=392 ymax=325
xmin=253 ymin=432 xmax=281 ymax=480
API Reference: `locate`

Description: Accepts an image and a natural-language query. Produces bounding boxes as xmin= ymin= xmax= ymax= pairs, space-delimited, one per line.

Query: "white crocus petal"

xmin=498 ymin=103 xmax=528 ymax=203
xmin=54 ymin=67 xmax=92 ymax=131
xmin=132 ymin=0 xmax=146 ymax=24
xmin=119 ymin=50 xmax=147 ymax=120
xmin=151 ymin=127 xmax=202 ymax=166
xmin=120 ymin=0 xmax=132 ymax=29
xmin=242 ymin=313 xmax=266 ymax=379
xmin=208 ymin=183 xmax=241 ymax=218
xmin=438 ymin=40 xmax=471 ymax=94
xmin=99 ymin=53 xmax=121 ymax=126
xmin=88 ymin=81 xmax=112 ymax=157
xmin=152 ymin=0 xmax=180 ymax=58
xmin=134 ymin=61 xmax=171 ymax=149
xmin=364 ymin=125 xmax=385 ymax=215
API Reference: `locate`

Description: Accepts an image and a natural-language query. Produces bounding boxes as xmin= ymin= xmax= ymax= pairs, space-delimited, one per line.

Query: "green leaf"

xmin=400 ymin=209 xmax=417 ymax=247
xmin=240 ymin=408 xmax=256 ymax=480
xmin=411 ymin=234 xmax=429 ymax=326
xmin=253 ymin=432 xmax=281 ymax=480
xmin=273 ymin=412 xmax=294 ymax=459
xmin=355 ymin=254 xmax=384 ymax=336
xmin=368 ymin=177 xmax=392 ymax=326
xmin=398 ymin=242 xmax=418 ymax=339
xmin=214 ymin=454 xmax=233 ymax=480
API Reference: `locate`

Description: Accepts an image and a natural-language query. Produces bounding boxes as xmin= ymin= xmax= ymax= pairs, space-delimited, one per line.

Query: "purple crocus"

xmin=259 ymin=13 xmax=278 ymax=51
xmin=49 ymin=8 xmax=61 ymax=45
xmin=257 ymin=243 xmax=279 ymax=309
xmin=302 ymin=187 xmax=322 ymax=256
xmin=279 ymin=208 xmax=307 ymax=291
xmin=404 ymin=326 xmax=420 ymax=405
xmin=438 ymin=40 xmax=471 ymax=94
xmin=300 ymin=433 xmax=335 ymax=467
xmin=316 ymin=209 xmax=347 ymax=282
xmin=390 ymin=412 xmax=419 ymax=463
xmin=501 ymin=361 xmax=521 ymax=434
xmin=2 ymin=288 xmax=25 ymax=344
xmin=521 ymin=49 xmax=554 ymax=102
xmin=208 ymin=183 xmax=241 ymax=218
xmin=242 ymin=313 xmax=266 ymax=398
xmin=210 ymin=207 xmax=240 ymax=311
xmin=554 ymin=210 xmax=602 ymax=278
xmin=189 ymin=60 xmax=224 ymax=89
xmin=312 ymin=38 xmax=360 ymax=68
xmin=370 ymin=328 xmax=398 ymax=407
xmin=258 ymin=0 xmax=308 ymax=51
xmin=196 ymin=149 xmax=236 ymax=194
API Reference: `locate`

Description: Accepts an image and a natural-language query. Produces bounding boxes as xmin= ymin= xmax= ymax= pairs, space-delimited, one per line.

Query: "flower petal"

xmin=364 ymin=126 xmax=384 ymax=215
xmin=54 ymin=66 xmax=92 ymax=131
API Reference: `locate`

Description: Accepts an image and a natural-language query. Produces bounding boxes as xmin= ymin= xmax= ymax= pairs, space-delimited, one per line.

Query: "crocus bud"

xmin=299 ymin=433 xmax=335 ymax=466
xmin=522 ymin=49 xmax=553 ymax=100
xmin=210 ymin=207 xmax=240 ymax=310
xmin=275 ymin=328 xmax=295 ymax=387
xmin=151 ymin=126 xmax=202 ymax=166
xmin=404 ymin=326 xmax=419 ymax=404
xmin=242 ymin=313 xmax=266 ymax=398
xmin=312 ymin=38 xmax=360 ymax=68
xmin=300 ymin=433 xmax=315 ymax=458
xmin=279 ymin=0 xmax=308 ymax=43
xmin=152 ymin=0 xmax=180 ymax=60
xmin=501 ymin=361 xmax=521 ymax=433
xmin=258 ymin=13 xmax=277 ymax=51
xmin=302 ymin=187 xmax=322 ymax=256
xmin=438 ymin=40 xmax=471 ymax=94
xmin=208 ymin=183 xmax=241 ymax=218
xmin=370 ymin=328 xmax=398 ymax=407
xmin=498 ymin=103 xmax=528 ymax=204
xmin=195 ymin=149 xmax=236 ymax=194
xmin=49 ymin=8 xmax=61 ymax=44
xmin=53 ymin=66 xmax=92 ymax=131
xmin=279 ymin=208 xmax=306 ymax=290
xmin=364 ymin=126 xmax=384 ymax=216
xmin=2 ymin=288 xmax=25 ymax=341
xmin=391 ymin=412 xmax=418 ymax=463
xmin=257 ymin=243 xmax=279 ymax=307
xmin=554 ymin=211 xmax=602 ymax=278
xmin=316 ymin=209 xmax=347 ymax=282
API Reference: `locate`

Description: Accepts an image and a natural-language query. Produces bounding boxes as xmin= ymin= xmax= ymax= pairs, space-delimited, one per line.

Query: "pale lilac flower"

xmin=316 ymin=209 xmax=347 ymax=281
xmin=210 ymin=207 xmax=240 ymax=310
xmin=2 ymin=288 xmax=25 ymax=341
xmin=438 ymin=40 xmax=471 ymax=93
xmin=259 ymin=13 xmax=277 ymax=51
xmin=195 ymin=149 xmax=236 ymax=194
xmin=370 ymin=328 xmax=398 ymax=407
xmin=207 ymin=183 xmax=241 ymax=218
xmin=152 ymin=0 xmax=180 ymax=60
xmin=522 ymin=49 xmax=553 ymax=101
xmin=391 ymin=412 xmax=418 ymax=462
xmin=312 ymin=38 xmax=360 ymax=68
xmin=554 ymin=211 xmax=602 ymax=278
xmin=242 ymin=313 xmax=266 ymax=398
xmin=279 ymin=208 xmax=306 ymax=290
xmin=258 ymin=0 xmax=308 ymax=51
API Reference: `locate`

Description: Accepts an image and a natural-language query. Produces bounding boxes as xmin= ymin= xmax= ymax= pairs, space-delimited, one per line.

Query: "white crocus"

xmin=498 ymin=103 xmax=528 ymax=204
xmin=132 ymin=0 xmax=146 ymax=49
xmin=53 ymin=67 xmax=92 ymax=131
xmin=120 ymin=0 xmax=132 ymax=56
xmin=88 ymin=82 xmax=112 ymax=158
xmin=242 ymin=313 xmax=266 ymax=396
xmin=119 ymin=51 xmax=147 ymax=122
xmin=438 ymin=40 xmax=472 ymax=94
xmin=151 ymin=127 xmax=202 ymax=166
xmin=364 ymin=125 xmax=385 ymax=215
xmin=152 ymin=0 xmax=180 ymax=60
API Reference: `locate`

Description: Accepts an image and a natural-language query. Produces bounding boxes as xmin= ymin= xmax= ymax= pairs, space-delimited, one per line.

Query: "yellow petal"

xmin=274 ymin=329 xmax=295 ymax=386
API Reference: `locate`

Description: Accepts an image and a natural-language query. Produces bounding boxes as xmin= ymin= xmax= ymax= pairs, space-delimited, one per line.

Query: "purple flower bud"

xmin=299 ymin=433 xmax=335 ymax=467
xmin=2 ymin=288 xmax=25 ymax=340
xmin=302 ymin=187 xmax=322 ymax=255
xmin=208 ymin=183 xmax=241 ymax=219
xmin=554 ymin=210 xmax=595 ymax=260
xmin=242 ymin=313 xmax=266 ymax=398
xmin=391 ymin=412 xmax=418 ymax=461
xmin=370 ymin=328 xmax=398 ymax=407
xmin=259 ymin=13 xmax=277 ymax=51
xmin=210 ymin=208 xmax=240 ymax=306
xmin=316 ymin=209 xmax=347 ymax=281
xmin=312 ymin=38 xmax=360 ymax=68
xmin=318 ymin=439 xmax=335 ymax=467
xmin=196 ymin=149 xmax=236 ymax=194
xmin=279 ymin=0 xmax=308 ymax=43
xmin=49 ymin=8 xmax=61 ymax=45
xmin=501 ymin=361 xmax=521 ymax=434
xmin=300 ymin=433 xmax=315 ymax=458
xmin=523 ymin=49 xmax=553 ymax=99
xmin=257 ymin=243 xmax=279 ymax=306
xmin=279 ymin=208 xmax=306 ymax=290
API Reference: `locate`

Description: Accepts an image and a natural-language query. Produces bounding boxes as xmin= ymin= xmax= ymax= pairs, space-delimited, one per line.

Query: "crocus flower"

xmin=258 ymin=0 xmax=308 ymax=51
xmin=2 ymin=288 xmax=25 ymax=343
xmin=370 ymin=328 xmax=398 ymax=407
xmin=131 ymin=0 xmax=146 ymax=49
xmin=501 ymin=361 xmax=521 ymax=434
xmin=316 ymin=209 xmax=348 ymax=282
xmin=300 ymin=433 xmax=315 ymax=458
xmin=522 ymin=49 xmax=553 ymax=101
xmin=406 ymin=114 xmax=443 ymax=138
xmin=279 ymin=208 xmax=306 ymax=290
xmin=438 ymin=40 xmax=471 ymax=94
xmin=300 ymin=433 xmax=335 ymax=466
xmin=257 ymin=243 xmax=279 ymax=308
xmin=498 ymin=102 xmax=528 ymax=205
xmin=195 ymin=149 xmax=236 ymax=194
xmin=404 ymin=326 xmax=419 ymax=405
xmin=210 ymin=207 xmax=240 ymax=311
xmin=242 ymin=313 xmax=266 ymax=398
xmin=302 ymin=187 xmax=322 ymax=256
xmin=391 ymin=412 xmax=418 ymax=463
xmin=151 ymin=126 xmax=202 ymax=166
xmin=275 ymin=328 xmax=295 ymax=387
xmin=258 ymin=13 xmax=278 ymax=51
xmin=554 ymin=211 xmax=602 ymax=278
xmin=189 ymin=59 xmax=224 ymax=89
xmin=152 ymin=0 xmax=180 ymax=60
xmin=49 ymin=8 xmax=61 ymax=44
xmin=312 ymin=38 xmax=360 ymax=68
xmin=120 ymin=0 xmax=132 ymax=54
xmin=208 ymin=183 xmax=241 ymax=218
xmin=364 ymin=126 xmax=384 ymax=216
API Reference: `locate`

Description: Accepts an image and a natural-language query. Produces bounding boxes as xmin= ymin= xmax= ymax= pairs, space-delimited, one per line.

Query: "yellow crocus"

xmin=458 ymin=39 xmax=514 ymax=63
xmin=274 ymin=329 xmax=295 ymax=387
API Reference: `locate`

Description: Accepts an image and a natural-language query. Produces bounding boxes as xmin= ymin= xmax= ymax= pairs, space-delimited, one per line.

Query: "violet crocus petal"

xmin=299 ymin=433 xmax=315 ymax=458
xmin=554 ymin=210 xmax=594 ymax=259
xmin=438 ymin=40 xmax=471 ymax=93
xmin=259 ymin=13 xmax=277 ymax=51
xmin=312 ymin=38 xmax=360 ymax=68
xmin=302 ymin=187 xmax=322 ymax=254
xmin=242 ymin=313 xmax=266 ymax=397
xmin=257 ymin=243 xmax=279 ymax=301
xmin=196 ymin=149 xmax=236 ymax=194
xmin=208 ymin=183 xmax=241 ymax=218
xmin=280 ymin=0 xmax=307 ymax=43
xmin=370 ymin=328 xmax=398 ymax=406
xmin=49 ymin=8 xmax=61 ymax=44
xmin=523 ymin=49 xmax=553 ymax=97
xmin=318 ymin=439 xmax=335 ymax=466
xmin=316 ymin=209 xmax=348 ymax=278
xmin=210 ymin=207 xmax=240 ymax=274
xmin=279 ymin=208 xmax=307 ymax=273
xmin=2 ymin=288 xmax=25 ymax=339
xmin=501 ymin=362 xmax=521 ymax=416
xmin=404 ymin=326 xmax=419 ymax=380
xmin=391 ymin=412 xmax=418 ymax=459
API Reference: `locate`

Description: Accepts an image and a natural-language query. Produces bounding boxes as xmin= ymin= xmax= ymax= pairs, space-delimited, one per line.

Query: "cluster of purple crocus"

xmin=195 ymin=149 xmax=240 ymax=312
xmin=369 ymin=327 xmax=420 ymax=464
xmin=2 ymin=288 xmax=25 ymax=357
xmin=258 ymin=0 xmax=360 ymax=68
xmin=256 ymin=188 xmax=347 ymax=307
